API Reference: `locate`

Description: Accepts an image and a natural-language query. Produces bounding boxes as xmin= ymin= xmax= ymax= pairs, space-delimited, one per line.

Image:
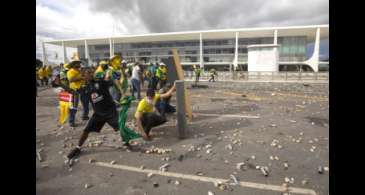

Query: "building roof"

xmin=45 ymin=24 xmax=329 ymax=47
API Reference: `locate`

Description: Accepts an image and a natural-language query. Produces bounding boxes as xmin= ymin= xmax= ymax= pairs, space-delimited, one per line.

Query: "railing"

xmin=184 ymin=71 xmax=329 ymax=82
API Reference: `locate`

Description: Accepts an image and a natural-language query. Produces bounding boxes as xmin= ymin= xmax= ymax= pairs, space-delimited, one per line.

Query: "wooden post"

xmin=172 ymin=49 xmax=193 ymax=121
xmin=176 ymin=80 xmax=187 ymax=139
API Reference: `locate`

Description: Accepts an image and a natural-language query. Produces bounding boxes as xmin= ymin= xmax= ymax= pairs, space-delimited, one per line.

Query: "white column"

xmin=42 ymin=41 xmax=47 ymax=65
xmin=84 ymin=39 xmax=90 ymax=66
xmin=273 ymin=29 xmax=279 ymax=72
xmin=199 ymin=33 xmax=203 ymax=69
xmin=109 ymin=38 xmax=113 ymax=58
xmin=305 ymin=27 xmax=321 ymax=72
xmin=233 ymin=32 xmax=239 ymax=70
xmin=273 ymin=29 xmax=278 ymax=44
xmin=62 ymin=41 xmax=68 ymax=64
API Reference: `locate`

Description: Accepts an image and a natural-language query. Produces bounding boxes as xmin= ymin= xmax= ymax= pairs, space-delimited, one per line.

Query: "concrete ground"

xmin=36 ymin=81 xmax=329 ymax=195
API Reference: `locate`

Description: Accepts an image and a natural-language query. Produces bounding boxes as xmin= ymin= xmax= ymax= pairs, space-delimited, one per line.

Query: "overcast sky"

xmin=36 ymin=0 xmax=329 ymax=63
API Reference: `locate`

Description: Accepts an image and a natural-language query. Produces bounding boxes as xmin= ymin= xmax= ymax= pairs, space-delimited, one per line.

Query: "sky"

xmin=36 ymin=0 xmax=329 ymax=64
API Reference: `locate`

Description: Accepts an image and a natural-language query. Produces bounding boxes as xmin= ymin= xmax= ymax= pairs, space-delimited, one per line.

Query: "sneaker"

xmin=67 ymin=147 xmax=81 ymax=159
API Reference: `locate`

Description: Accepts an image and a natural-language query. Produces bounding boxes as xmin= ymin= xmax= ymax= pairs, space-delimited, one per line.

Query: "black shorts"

xmin=141 ymin=112 xmax=167 ymax=135
xmin=84 ymin=110 xmax=119 ymax=133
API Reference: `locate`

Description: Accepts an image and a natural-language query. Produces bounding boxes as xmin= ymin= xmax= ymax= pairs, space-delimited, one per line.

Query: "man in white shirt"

xmin=131 ymin=62 xmax=142 ymax=99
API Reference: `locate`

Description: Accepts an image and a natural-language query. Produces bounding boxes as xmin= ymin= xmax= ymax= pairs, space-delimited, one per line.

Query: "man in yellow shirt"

xmin=67 ymin=60 xmax=85 ymax=128
xmin=38 ymin=66 xmax=48 ymax=86
xmin=134 ymin=83 xmax=176 ymax=140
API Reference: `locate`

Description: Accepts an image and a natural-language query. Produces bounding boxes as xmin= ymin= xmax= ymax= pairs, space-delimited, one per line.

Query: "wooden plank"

xmin=172 ymin=49 xmax=193 ymax=121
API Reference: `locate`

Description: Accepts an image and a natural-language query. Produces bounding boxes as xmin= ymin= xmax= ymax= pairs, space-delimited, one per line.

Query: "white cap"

xmin=122 ymin=60 xmax=126 ymax=63
xmin=159 ymin=62 xmax=166 ymax=66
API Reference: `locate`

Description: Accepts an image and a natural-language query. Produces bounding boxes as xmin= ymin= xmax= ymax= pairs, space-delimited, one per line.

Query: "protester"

xmin=67 ymin=59 xmax=85 ymax=128
xmin=134 ymin=83 xmax=176 ymax=140
xmin=131 ymin=62 xmax=142 ymax=100
xmin=46 ymin=65 xmax=53 ymax=84
xmin=193 ymin=65 xmax=202 ymax=85
xmin=107 ymin=55 xmax=124 ymax=105
xmin=67 ymin=69 xmax=127 ymax=160
xmin=155 ymin=84 xmax=176 ymax=117
xmin=208 ymin=68 xmax=217 ymax=82
xmin=38 ymin=66 xmax=48 ymax=86
xmin=156 ymin=62 xmax=168 ymax=89
xmin=79 ymin=67 xmax=93 ymax=121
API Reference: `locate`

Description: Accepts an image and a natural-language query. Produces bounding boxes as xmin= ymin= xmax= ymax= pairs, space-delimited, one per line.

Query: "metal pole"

xmin=176 ymin=80 xmax=187 ymax=139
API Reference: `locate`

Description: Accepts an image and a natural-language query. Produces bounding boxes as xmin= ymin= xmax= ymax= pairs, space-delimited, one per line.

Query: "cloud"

xmin=36 ymin=0 xmax=329 ymax=63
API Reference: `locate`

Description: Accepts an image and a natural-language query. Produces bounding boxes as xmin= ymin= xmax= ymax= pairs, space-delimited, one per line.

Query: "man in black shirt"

xmin=67 ymin=69 xmax=126 ymax=160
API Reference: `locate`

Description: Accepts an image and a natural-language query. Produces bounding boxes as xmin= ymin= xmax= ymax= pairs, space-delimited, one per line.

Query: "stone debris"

xmin=270 ymin=156 xmax=274 ymax=160
xmin=110 ymin=160 xmax=116 ymax=165
xmin=289 ymin=120 xmax=296 ymax=123
xmin=310 ymin=146 xmax=316 ymax=152
xmin=270 ymin=124 xmax=277 ymax=127
xmin=145 ymin=147 xmax=172 ymax=155
xmin=224 ymin=160 xmax=229 ymax=164
xmin=84 ymin=183 xmax=92 ymax=189
xmin=324 ymin=166 xmax=329 ymax=172
xmin=226 ymin=144 xmax=233 ymax=150
xmin=278 ymin=145 xmax=283 ymax=149
xmin=318 ymin=166 xmax=324 ymax=174
xmin=159 ymin=163 xmax=170 ymax=171
xmin=260 ymin=166 xmax=269 ymax=176
xmin=37 ymin=152 xmax=42 ymax=162
xmin=308 ymin=140 xmax=313 ymax=144
xmin=284 ymin=162 xmax=289 ymax=169
xmin=230 ymin=174 xmax=239 ymax=185
xmin=284 ymin=177 xmax=290 ymax=183
xmin=255 ymin=165 xmax=260 ymax=170
xmin=236 ymin=162 xmax=245 ymax=170
xmin=147 ymin=172 xmax=154 ymax=178
xmin=251 ymin=155 xmax=256 ymax=160
xmin=88 ymin=159 xmax=95 ymax=164
xmin=205 ymin=144 xmax=212 ymax=149
xmin=153 ymin=182 xmax=159 ymax=188
xmin=314 ymin=138 xmax=319 ymax=142
xmin=140 ymin=165 xmax=145 ymax=170
xmin=175 ymin=180 xmax=180 ymax=185
xmin=206 ymin=149 xmax=212 ymax=154
xmin=274 ymin=156 xmax=280 ymax=161
xmin=196 ymin=172 xmax=204 ymax=176
xmin=208 ymin=191 xmax=215 ymax=195
xmin=299 ymin=132 xmax=304 ymax=136
xmin=301 ymin=180 xmax=308 ymax=185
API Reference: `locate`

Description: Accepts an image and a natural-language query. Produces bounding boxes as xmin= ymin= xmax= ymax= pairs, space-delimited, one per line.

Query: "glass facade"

xmin=77 ymin=36 xmax=307 ymax=65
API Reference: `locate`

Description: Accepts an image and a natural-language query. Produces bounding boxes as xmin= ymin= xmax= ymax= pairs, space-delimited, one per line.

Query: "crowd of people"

xmin=37 ymin=55 xmax=180 ymax=160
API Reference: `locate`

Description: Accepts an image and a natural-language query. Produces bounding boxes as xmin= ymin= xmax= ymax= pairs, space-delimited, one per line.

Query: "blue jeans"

xmin=155 ymin=101 xmax=176 ymax=116
xmin=131 ymin=78 xmax=141 ymax=99
xmin=69 ymin=92 xmax=79 ymax=125
xmin=79 ymin=88 xmax=90 ymax=120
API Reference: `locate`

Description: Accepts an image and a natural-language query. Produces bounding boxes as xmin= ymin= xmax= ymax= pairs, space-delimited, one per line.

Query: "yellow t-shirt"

xmin=135 ymin=94 xmax=160 ymax=115
xmin=67 ymin=68 xmax=84 ymax=90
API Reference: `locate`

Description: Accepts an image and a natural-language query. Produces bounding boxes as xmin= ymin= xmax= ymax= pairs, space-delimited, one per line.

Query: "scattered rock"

xmin=251 ymin=155 xmax=256 ymax=160
xmin=208 ymin=191 xmax=215 ymax=195
xmin=226 ymin=144 xmax=233 ymax=150
xmin=274 ymin=156 xmax=279 ymax=161
xmin=255 ymin=166 xmax=260 ymax=170
xmin=175 ymin=180 xmax=180 ymax=185
xmin=159 ymin=163 xmax=170 ymax=171
xmin=284 ymin=162 xmax=289 ymax=169
xmin=147 ymin=173 xmax=154 ymax=178
xmin=236 ymin=162 xmax=245 ymax=170
xmin=301 ymin=180 xmax=308 ymax=185
xmin=153 ymin=182 xmax=159 ymax=188
xmin=299 ymin=132 xmax=304 ymax=136
xmin=324 ymin=166 xmax=329 ymax=172
xmin=196 ymin=172 xmax=204 ymax=176
xmin=318 ymin=166 xmax=324 ymax=174
xmin=206 ymin=149 xmax=212 ymax=154
xmin=270 ymin=156 xmax=274 ymax=160
xmin=260 ymin=166 xmax=269 ymax=176
xmin=84 ymin=183 xmax=92 ymax=189
xmin=110 ymin=160 xmax=116 ymax=165
xmin=230 ymin=174 xmax=239 ymax=184
xmin=278 ymin=145 xmax=283 ymax=149
xmin=140 ymin=165 xmax=145 ymax=170
xmin=88 ymin=159 xmax=95 ymax=163
xmin=224 ymin=160 xmax=229 ymax=164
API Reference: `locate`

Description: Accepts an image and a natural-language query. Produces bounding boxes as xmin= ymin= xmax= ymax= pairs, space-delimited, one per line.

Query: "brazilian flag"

xmin=118 ymin=96 xmax=140 ymax=143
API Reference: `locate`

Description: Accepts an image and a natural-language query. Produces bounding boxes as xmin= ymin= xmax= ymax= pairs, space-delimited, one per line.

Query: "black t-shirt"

xmin=86 ymin=79 xmax=116 ymax=116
